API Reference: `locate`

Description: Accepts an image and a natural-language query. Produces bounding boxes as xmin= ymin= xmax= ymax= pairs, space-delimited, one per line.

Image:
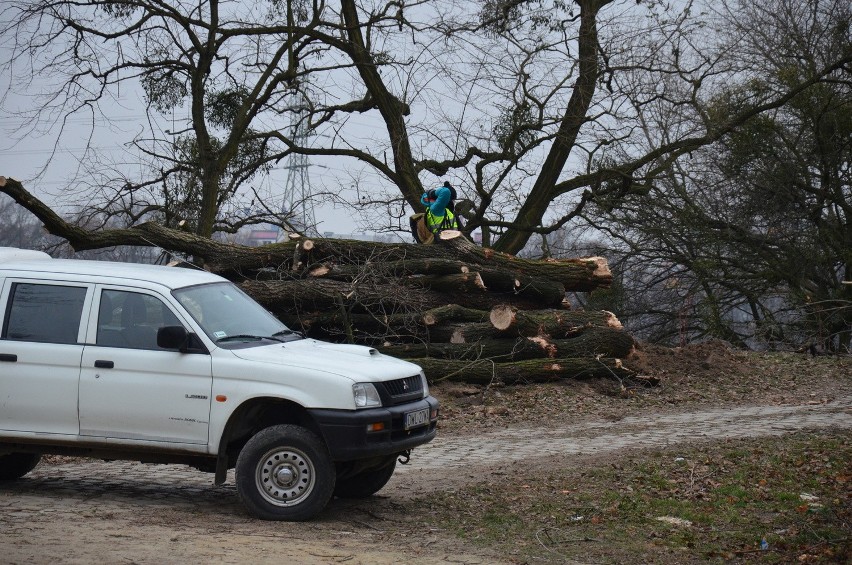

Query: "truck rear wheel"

xmin=235 ymin=425 xmax=335 ymax=521
xmin=334 ymin=457 xmax=397 ymax=498
xmin=0 ymin=452 xmax=41 ymax=480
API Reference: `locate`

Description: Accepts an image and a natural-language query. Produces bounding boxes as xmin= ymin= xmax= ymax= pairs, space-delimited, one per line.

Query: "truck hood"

xmin=227 ymin=339 xmax=422 ymax=382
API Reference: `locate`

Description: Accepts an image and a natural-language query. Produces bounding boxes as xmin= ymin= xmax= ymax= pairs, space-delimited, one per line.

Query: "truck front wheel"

xmin=235 ymin=425 xmax=335 ymax=521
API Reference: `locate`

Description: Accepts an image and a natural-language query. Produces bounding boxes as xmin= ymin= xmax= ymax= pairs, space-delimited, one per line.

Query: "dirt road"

xmin=2 ymin=396 xmax=850 ymax=565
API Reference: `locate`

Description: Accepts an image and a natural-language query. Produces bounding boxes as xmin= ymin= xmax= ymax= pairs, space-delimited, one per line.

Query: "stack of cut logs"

xmin=214 ymin=230 xmax=640 ymax=386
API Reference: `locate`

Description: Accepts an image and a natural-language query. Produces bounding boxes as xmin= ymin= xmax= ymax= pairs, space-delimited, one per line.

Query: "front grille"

xmin=384 ymin=375 xmax=422 ymax=396
xmin=375 ymin=375 xmax=423 ymax=406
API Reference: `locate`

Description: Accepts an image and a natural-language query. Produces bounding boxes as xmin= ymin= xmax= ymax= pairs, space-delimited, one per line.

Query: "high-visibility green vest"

xmin=425 ymin=208 xmax=458 ymax=232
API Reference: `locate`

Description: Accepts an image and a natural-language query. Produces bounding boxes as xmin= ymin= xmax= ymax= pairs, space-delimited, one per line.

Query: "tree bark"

xmin=490 ymin=0 xmax=607 ymax=255
xmin=422 ymin=304 xmax=490 ymax=326
xmin=411 ymin=356 xmax=632 ymax=385
xmin=409 ymin=272 xmax=487 ymax=294
xmin=490 ymin=304 xmax=622 ymax=337
xmin=278 ymin=311 xmax=425 ymax=343
xmin=306 ymin=258 xmax=474 ymax=280
xmin=241 ymin=277 xmax=564 ymax=314
xmin=437 ymin=230 xmax=612 ymax=290
xmin=426 ymin=322 xmax=497 ymax=344
xmin=476 ymin=266 xmax=568 ymax=307
xmin=379 ymin=327 xmax=635 ymax=360
xmin=242 ymin=278 xmax=436 ymax=316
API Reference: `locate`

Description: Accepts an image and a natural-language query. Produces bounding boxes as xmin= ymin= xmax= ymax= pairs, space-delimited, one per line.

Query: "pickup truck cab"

xmin=0 ymin=247 xmax=438 ymax=520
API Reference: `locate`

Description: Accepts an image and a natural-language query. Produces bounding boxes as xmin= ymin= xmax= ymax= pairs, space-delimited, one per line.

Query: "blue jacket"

xmin=421 ymin=186 xmax=452 ymax=216
xmin=421 ymin=186 xmax=457 ymax=232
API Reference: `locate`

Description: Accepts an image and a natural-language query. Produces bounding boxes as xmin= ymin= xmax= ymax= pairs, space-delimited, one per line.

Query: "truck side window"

xmin=1 ymin=283 xmax=87 ymax=344
xmin=97 ymin=290 xmax=182 ymax=350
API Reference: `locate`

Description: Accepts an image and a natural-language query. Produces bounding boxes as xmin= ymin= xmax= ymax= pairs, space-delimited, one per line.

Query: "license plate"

xmin=404 ymin=408 xmax=429 ymax=430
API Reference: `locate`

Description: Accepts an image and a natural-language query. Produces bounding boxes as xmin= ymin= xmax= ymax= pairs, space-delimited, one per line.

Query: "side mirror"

xmin=157 ymin=325 xmax=189 ymax=350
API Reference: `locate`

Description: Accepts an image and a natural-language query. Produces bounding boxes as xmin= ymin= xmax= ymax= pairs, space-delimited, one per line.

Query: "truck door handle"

xmin=0 ymin=353 xmax=17 ymax=362
xmin=94 ymin=360 xmax=114 ymax=369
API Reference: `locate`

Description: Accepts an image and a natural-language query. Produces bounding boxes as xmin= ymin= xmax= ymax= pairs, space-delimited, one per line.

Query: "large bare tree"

xmin=1 ymin=0 xmax=849 ymax=254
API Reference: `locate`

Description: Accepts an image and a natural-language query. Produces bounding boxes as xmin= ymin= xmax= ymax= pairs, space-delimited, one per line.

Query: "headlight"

xmin=420 ymin=370 xmax=429 ymax=398
xmin=353 ymin=383 xmax=381 ymax=408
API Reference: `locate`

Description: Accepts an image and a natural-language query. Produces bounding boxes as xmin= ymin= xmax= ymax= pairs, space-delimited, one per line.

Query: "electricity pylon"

xmin=281 ymin=92 xmax=317 ymax=235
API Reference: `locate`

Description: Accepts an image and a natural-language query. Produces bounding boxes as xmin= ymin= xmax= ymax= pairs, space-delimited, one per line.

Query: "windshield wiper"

xmin=272 ymin=329 xmax=304 ymax=339
xmin=216 ymin=334 xmax=286 ymax=343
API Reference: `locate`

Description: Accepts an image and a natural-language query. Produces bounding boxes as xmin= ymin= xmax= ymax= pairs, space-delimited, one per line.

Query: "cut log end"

xmin=527 ymin=335 xmax=557 ymax=358
xmin=587 ymin=256 xmax=611 ymax=278
xmin=0 ymin=176 xmax=6 ymax=187
xmin=301 ymin=239 xmax=315 ymax=251
xmin=489 ymin=304 xmax=517 ymax=331
xmin=602 ymin=310 xmax=623 ymax=329
xmin=437 ymin=230 xmax=464 ymax=241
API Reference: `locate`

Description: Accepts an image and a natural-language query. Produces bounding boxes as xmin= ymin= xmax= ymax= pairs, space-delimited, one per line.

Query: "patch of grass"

xmin=420 ymin=431 xmax=851 ymax=564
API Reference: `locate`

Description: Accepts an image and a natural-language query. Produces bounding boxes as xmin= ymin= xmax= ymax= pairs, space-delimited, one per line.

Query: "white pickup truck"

xmin=0 ymin=247 xmax=438 ymax=520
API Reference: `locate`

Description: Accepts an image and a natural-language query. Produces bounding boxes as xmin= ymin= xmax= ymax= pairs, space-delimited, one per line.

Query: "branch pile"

xmin=215 ymin=230 xmax=643 ymax=386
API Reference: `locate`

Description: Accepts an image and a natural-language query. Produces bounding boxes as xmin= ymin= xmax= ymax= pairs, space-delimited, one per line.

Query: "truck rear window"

xmin=2 ymin=283 xmax=87 ymax=344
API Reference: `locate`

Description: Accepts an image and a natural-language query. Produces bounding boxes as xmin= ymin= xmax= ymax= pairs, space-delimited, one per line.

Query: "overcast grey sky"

xmin=0 ymin=81 xmax=380 ymax=235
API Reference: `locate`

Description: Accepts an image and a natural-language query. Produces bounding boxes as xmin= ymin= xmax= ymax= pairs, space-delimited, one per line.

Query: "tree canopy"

xmin=580 ymin=0 xmax=851 ymax=350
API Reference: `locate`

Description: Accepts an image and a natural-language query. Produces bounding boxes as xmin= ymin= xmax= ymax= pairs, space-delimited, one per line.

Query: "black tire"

xmin=235 ymin=425 xmax=335 ymax=521
xmin=334 ymin=457 xmax=397 ymax=499
xmin=0 ymin=452 xmax=41 ymax=480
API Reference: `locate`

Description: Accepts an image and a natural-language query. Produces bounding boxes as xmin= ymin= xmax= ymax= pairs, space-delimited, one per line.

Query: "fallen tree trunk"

xmin=422 ymin=304 xmax=490 ymax=326
xmin=228 ymin=234 xmax=611 ymax=291
xmin=475 ymin=267 xmax=568 ymax=308
xmin=490 ymin=304 xmax=622 ymax=337
xmin=278 ymin=311 xmax=425 ymax=343
xmin=305 ymin=258 xmax=474 ymax=280
xmin=410 ymin=356 xmax=633 ymax=385
xmin=426 ymin=322 xmax=497 ymax=344
xmin=426 ymin=307 xmax=625 ymax=343
xmin=379 ymin=327 xmax=636 ymax=360
xmin=244 ymin=278 xmax=443 ymax=315
xmin=436 ymin=230 xmax=612 ymax=291
xmin=0 ymin=177 xmax=612 ymax=292
xmin=410 ymin=272 xmax=487 ymax=294
xmin=243 ymin=277 xmax=563 ymax=314
xmin=279 ymin=304 xmax=496 ymax=344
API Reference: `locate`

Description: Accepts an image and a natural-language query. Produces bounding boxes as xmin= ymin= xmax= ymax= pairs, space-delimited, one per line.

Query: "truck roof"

xmin=0 ymin=247 xmax=224 ymax=290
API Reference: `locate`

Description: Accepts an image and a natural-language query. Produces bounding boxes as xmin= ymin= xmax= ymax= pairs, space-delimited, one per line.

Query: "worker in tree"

xmin=410 ymin=180 xmax=462 ymax=244
xmin=423 ymin=180 xmax=460 ymax=231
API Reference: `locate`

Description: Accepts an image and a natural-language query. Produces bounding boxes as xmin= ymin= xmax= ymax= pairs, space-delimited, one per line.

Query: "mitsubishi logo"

xmin=402 ymin=380 xmax=409 ymax=391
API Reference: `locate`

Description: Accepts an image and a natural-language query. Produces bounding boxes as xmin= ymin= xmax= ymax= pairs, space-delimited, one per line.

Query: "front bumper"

xmin=308 ymin=396 xmax=439 ymax=461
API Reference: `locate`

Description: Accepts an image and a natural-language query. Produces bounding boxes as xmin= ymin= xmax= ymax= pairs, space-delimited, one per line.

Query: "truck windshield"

xmin=172 ymin=282 xmax=299 ymax=345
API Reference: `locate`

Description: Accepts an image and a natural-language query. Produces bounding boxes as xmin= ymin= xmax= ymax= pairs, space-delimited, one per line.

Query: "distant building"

xmin=246 ymin=229 xmax=281 ymax=246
